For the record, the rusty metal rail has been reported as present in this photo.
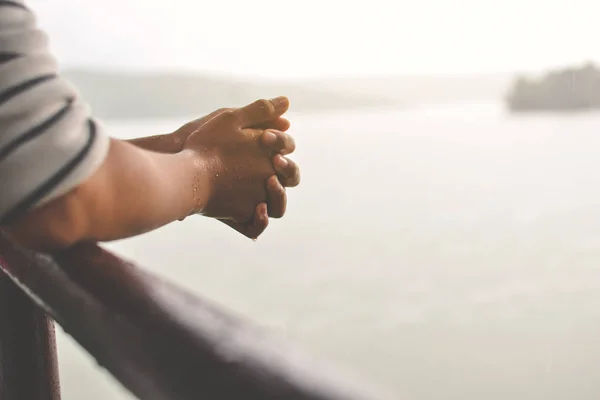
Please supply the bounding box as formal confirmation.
[0,232,392,400]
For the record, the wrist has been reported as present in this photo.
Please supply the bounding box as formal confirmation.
[176,149,212,216]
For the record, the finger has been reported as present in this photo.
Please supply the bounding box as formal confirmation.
[254,117,291,132]
[236,97,290,128]
[273,155,301,188]
[261,129,296,155]
[266,175,287,218]
[246,203,269,239]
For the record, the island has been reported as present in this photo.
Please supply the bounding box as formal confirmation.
[506,62,600,113]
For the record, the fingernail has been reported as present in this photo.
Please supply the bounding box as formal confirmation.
[276,155,288,167]
[264,131,277,143]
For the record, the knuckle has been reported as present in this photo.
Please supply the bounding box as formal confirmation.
[269,131,286,149]
[220,109,237,122]
[282,159,298,174]
[254,98,275,116]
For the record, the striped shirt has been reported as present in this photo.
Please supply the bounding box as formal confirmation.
[0,0,109,223]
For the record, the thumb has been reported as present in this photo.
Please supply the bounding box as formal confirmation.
[235,97,290,128]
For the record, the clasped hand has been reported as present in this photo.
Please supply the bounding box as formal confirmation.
[134,96,300,239]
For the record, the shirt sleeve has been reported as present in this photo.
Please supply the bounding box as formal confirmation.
[0,0,110,223]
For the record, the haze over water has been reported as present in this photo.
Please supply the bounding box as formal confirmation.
[55,105,600,400]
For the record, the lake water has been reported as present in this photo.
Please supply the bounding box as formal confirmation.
[55,105,600,399]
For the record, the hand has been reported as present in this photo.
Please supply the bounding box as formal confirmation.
[182,100,299,239]
[182,98,298,228]
[128,98,300,239]
[174,102,300,197]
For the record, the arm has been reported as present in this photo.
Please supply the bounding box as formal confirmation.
[0,2,299,252]
[6,139,205,251]
[6,101,296,252]
[0,1,115,248]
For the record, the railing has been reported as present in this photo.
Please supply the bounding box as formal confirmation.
[0,232,393,400]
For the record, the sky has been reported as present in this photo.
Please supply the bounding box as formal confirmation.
[28,0,599,79]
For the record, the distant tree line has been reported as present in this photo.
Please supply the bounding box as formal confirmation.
[506,62,600,112]
[62,70,396,120]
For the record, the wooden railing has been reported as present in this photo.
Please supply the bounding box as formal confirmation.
[0,232,392,400]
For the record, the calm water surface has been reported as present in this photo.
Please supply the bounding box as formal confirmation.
[57,105,600,400]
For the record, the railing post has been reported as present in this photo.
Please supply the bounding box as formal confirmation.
[0,267,61,400]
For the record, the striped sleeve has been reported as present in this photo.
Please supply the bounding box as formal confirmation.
[0,0,110,223]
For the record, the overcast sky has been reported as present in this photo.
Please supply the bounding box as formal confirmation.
[29,0,598,79]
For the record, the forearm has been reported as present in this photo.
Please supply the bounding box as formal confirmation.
[6,139,206,251]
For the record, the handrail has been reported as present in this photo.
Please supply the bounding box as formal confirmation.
[0,232,392,400]
[0,268,60,400]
